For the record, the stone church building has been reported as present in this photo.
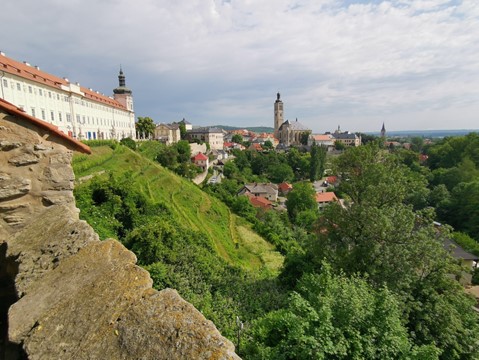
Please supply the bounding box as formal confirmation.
[273,93,311,146]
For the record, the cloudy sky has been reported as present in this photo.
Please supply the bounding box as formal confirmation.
[2,0,478,132]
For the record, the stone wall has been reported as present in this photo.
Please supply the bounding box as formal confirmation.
[0,111,240,359]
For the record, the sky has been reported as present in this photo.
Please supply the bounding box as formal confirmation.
[2,0,479,133]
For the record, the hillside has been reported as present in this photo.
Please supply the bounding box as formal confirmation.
[72,142,285,339]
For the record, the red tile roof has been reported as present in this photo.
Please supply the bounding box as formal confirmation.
[0,98,91,154]
[315,192,338,203]
[278,182,293,193]
[249,196,272,209]
[193,152,208,161]
[0,53,127,110]
[326,176,337,184]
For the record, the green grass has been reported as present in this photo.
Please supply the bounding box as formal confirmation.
[73,144,283,274]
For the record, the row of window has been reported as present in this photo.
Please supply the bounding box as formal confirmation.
[26,106,132,128]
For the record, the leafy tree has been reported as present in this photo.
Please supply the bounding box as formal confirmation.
[136,116,155,139]
[309,143,326,182]
[179,122,187,140]
[120,137,136,150]
[445,180,479,240]
[263,140,274,150]
[232,134,243,144]
[334,140,345,150]
[176,140,192,163]
[247,264,425,360]
[300,132,310,146]
[286,182,317,224]
[334,143,428,207]
[156,145,178,169]
[267,163,294,183]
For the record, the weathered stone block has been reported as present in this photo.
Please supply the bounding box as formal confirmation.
[0,173,31,200]
[8,152,40,166]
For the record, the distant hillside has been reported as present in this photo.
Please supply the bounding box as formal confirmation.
[213,125,274,133]
[366,129,479,138]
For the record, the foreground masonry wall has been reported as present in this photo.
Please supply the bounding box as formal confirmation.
[0,111,240,359]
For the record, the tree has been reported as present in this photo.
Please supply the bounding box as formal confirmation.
[267,163,294,183]
[300,132,310,146]
[286,182,317,224]
[176,140,191,163]
[309,143,326,182]
[247,264,427,360]
[334,140,345,151]
[136,117,155,139]
[263,140,274,150]
[120,137,136,150]
[179,122,187,140]
[232,134,243,144]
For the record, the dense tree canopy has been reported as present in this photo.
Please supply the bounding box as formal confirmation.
[135,116,155,138]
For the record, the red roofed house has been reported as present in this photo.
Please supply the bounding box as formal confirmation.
[192,152,209,171]
[278,182,293,195]
[0,52,135,140]
[249,196,272,210]
[316,192,339,211]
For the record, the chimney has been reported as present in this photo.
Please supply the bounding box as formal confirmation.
[23,61,31,66]
[0,51,5,56]
[63,77,69,82]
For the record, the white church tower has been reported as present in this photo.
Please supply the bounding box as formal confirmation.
[274,92,284,139]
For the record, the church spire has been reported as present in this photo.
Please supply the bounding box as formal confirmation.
[380,122,386,138]
[113,66,131,95]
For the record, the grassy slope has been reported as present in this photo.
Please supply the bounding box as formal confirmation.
[73,144,283,274]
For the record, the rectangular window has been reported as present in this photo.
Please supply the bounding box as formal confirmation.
[50,111,55,122]
[76,115,81,123]
[57,94,60,100]
[58,112,62,122]
[48,91,52,98]
[28,86,32,93]
[66,113,71,122]
[31,108,35,117]
[39,89,43,96]
[16,83,21,91]
[2,79,7,88]
[41,109,45,120]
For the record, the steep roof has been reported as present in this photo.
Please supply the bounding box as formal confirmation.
[193,153,208,161]
[244,183,278,194]
[279,119,310,132]
[249,196,272,209]
[0,98,91,154]
[0,53,127,111]
[278,182,293,193]
[444,239,479,261]
[315,192,338,203]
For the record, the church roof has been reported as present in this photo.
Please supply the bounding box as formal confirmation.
[279,119,310,131]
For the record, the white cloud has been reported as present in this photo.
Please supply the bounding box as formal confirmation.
[1,0,479,131]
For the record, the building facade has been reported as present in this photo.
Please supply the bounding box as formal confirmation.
[187,127,224,150]
[154,123,181,144]
[0,52,135,140]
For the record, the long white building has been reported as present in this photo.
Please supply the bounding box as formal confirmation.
[0,52,135,140]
